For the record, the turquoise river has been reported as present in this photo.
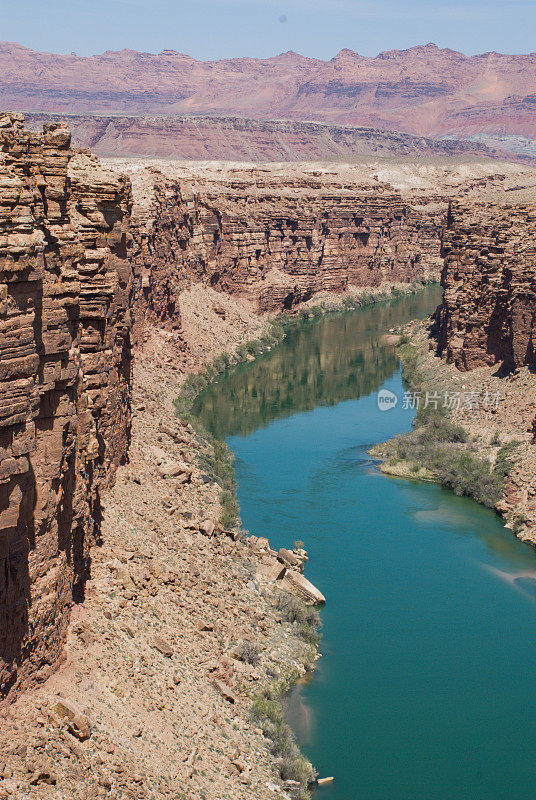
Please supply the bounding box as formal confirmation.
[193,286,536,800]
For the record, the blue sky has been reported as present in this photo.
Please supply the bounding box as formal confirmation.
[3,0,535,59]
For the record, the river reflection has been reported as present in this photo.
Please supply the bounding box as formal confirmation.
[192,289,442,438]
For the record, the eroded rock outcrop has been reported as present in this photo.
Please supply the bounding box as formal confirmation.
[133,172,443,326]
[0,114,133,700]
[437,201,536,370]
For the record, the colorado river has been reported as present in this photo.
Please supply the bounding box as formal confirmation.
[193,287,536,800]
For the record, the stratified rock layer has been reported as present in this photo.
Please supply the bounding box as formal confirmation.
[0,114,133,699]
[133,171,443,325]
[22,113,505,162]
[3,42,536,140]
[437,201,536,370]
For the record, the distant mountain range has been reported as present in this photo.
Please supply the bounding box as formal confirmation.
[2,41,536,140]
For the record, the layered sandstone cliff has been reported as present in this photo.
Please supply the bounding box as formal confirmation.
[131,166,444,326]
[431,199,536,538]
[437,201,536,370]
[22,113,506,163]
[123,158,536,338]
[0,114,133,700]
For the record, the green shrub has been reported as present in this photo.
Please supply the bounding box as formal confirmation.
[275,592,321,644]
[245,339,262,356]
[201,437,235,491]
[276,593,318,625]
[251,686,317,796]
[280,754,316,787]
[413,411,467,443]
[235,343,247,360]
[490,430,501,446]
[213,352,231,373]
[494,442,518,481]
[252,695,281,724]
[432,450,502,508]
[513,514,528,534]
[297,622,321,646]
[219,489,239,528]
[269,322,286,342]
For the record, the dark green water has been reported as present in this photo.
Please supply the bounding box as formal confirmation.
[193,288,536,800]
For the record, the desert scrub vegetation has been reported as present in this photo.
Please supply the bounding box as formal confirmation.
[235,640,261,666]
[198,431,240,528]
[382,407,517,508]
[251,669,317,798]
[512,513,530,535]
[381,340,519,509]
[275,592,322,647]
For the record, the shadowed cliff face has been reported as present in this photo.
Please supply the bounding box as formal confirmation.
[0,114,133,700]
[192,288,442,439]
[437,201,536,371]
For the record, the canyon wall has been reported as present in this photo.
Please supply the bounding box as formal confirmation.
[133,173,444,326]
[22,113,504,162]
[0,115,447,703]
[0,114,468,699]
[0,114,133,700]
[437,201,536,370]
[1,116,448,701]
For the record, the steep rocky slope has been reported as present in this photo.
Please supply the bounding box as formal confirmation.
[0,114,133,700]
[22,113,509,162]
[0,320,319,800]
[2,41,536,138]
